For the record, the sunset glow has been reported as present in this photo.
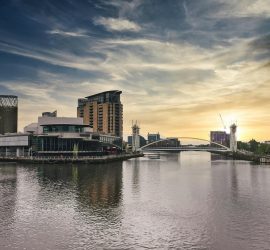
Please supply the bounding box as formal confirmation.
[0,0,269,141]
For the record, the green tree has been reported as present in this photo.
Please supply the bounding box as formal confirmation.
[238,141,250,151]
[258,143,270,155]
[249,139,259,153]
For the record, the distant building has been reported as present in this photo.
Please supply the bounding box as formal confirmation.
[165,137,180,147]
[139,136,146,147]
[42,110,57,117]
[146,137,180,148]
[147,132,160,143]
[0,95,18,135]
[265,141,270,145]
[210,131,229,147]
[127,135,146,148]
[127,136,132,145]
[77,90,123,137]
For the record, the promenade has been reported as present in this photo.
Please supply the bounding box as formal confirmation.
[0,153,144,164]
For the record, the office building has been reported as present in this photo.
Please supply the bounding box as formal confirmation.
[0,95,18,135]
[165,137,180,147]
[210,131,229,147]
[77,90,123,137]
[147,132,160,143]
[146,137,180,148]
[128,135,146,148]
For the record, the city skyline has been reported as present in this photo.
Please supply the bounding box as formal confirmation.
[0,0,269,141]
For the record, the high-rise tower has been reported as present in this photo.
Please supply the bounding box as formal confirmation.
[132,121,140,152]
[77,90,123,137]
[0,95,18,134]
[230,123,237,152]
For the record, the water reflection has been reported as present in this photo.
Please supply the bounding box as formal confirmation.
[131,159,140,194]
[37,163,123,208]
[0,164,17,229]
[1,153,270,249]
[211,153,227,161]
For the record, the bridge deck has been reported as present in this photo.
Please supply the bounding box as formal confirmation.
[141,147,229,152]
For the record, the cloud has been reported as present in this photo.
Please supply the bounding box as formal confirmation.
[206,0,270,18]
[99,0,142,17]
[46,29,88,37]
[1,0,270,140]
[93,17,141,32]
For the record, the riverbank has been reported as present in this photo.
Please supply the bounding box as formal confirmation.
[215,151,270,164]
[0,153,144,164]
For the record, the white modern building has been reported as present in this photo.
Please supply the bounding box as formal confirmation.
[24,116,92,135]
[0,133,30,157]
[0,112,123,158]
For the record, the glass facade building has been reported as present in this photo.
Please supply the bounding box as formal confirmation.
[210,131,230,147]
[42,125,85,133]
[147,133,161,143]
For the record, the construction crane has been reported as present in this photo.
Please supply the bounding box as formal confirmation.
[219,113,226,131]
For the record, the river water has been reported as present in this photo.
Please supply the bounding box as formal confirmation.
[1,152,270,249]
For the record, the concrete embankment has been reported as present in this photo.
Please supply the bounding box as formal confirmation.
[0,153,144,164]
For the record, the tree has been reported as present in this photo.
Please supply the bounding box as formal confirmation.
[249,139,259,153]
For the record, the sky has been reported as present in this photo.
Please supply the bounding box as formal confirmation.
[0,0,269,141]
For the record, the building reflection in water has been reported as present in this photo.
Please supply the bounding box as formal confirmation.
[0,163,17,243]
[211,153,227,161]
[230,161,238,200]
[162,152,181,162]
[131,159,140,193]
[37,162,123,208]
[76,162,122,208]
[123,158,142,196]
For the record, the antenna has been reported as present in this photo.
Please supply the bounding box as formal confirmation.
[219,113,226,131]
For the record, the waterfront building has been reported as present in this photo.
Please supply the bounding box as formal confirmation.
[127,135,146,148]
[0,95,18,135]
[147,132,160,143]
[210,131,230,147]
[146,137,180,148]
[0,133,29,157]
[77,90,123,137]
[1,113,122,157]
[165,137,180,147]
[24,115,92,135]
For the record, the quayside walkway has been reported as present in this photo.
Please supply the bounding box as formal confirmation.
[0,153,144,164]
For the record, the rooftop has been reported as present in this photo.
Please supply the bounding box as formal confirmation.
[85,90,122,99]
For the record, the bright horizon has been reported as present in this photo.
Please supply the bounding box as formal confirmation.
[1,1,269,142]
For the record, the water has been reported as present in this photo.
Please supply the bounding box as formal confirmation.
[1,152,270,249]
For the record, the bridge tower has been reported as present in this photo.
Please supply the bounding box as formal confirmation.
[132,121,140,152]
[230,123,237,152]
